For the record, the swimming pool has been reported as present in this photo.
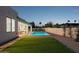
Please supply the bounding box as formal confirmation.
[32,31,49,36]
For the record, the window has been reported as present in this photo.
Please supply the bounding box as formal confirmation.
[12,19,15,32]
[6,17,11,32]
[6,17,16,32]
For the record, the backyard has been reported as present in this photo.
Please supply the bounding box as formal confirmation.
[4,36,73,53]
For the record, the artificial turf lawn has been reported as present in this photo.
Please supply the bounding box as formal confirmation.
[4,36,73,53]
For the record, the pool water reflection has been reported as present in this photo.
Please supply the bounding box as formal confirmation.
[32,31,49,36]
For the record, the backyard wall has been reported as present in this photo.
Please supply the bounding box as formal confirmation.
[44,28,78,39]
[44,28,64,36]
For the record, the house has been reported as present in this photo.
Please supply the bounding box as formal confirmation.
[0,6,32,45]
[17,16,32,37]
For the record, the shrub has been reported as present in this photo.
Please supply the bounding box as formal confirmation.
[75,30,79,42]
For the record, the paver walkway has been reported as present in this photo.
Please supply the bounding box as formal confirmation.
[48,32,79,53]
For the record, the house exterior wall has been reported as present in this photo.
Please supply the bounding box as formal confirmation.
[0,6,32,45]
[17,21,32,37]
[0,7,18,45]
[17,21,28,37]
[28,25,32,35]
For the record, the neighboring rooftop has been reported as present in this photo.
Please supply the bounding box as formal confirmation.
[61,23,79,27]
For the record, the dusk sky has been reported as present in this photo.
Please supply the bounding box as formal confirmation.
[12,6,79,25]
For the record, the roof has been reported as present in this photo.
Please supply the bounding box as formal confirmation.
[0,6,18,17]
[17,16,29,24]
[61,23,79,27]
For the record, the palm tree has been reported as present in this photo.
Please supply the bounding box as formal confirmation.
[39,22,42,27]
[39,22,42,30]
[67,20,70,23]
[74,20,77,23]
[39,22,42,25]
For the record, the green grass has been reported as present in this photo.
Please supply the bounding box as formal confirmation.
[4,36,73,53]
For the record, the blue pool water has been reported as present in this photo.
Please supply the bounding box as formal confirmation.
[32,31,49,36]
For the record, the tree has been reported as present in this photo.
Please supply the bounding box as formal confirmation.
[39,22,42,25]
[67,20,70,23]
[39,22,42,28]
[30,22,35,28]
[74,20,77,23]
[75,30,79,42]
[54,23,60,28]
[45,22,53,27]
